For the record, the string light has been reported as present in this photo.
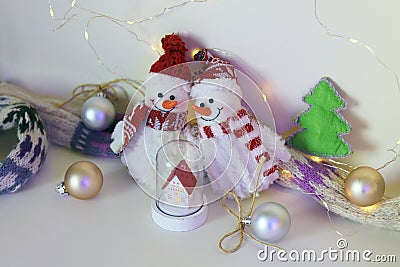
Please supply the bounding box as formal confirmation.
[376,147,399,171]
[50,0,208,29]
[314,0,400,170]
[359,204,380,214]
[48,0,208,76]
[262,93,268,103]
[191,48,202,59]
[310,156,323,163]
[48,0,78,31]
[49,3,54,18]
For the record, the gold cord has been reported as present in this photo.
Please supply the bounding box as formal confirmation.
[219,156,285,253]
[57,78,144,108]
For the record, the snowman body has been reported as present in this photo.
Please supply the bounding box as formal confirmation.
[192,84,290,199]
[112,72,190,193]
[122,119,183,190]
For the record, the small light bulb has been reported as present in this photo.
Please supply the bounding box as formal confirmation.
[281,169,292,177]
[349,38,359,44]
[191,48,201,58]
[49,7,55,18]
[310,156,323,163]
[360,203,380,213]
[322,200,329,210]
[262,94,267,103]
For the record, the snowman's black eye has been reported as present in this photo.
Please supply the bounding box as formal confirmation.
[199,103,205,108]
[169,95,175,100]
[157,92,163,98]
[208,98,214,104]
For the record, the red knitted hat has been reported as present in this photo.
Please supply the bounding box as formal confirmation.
[149,34,191,82]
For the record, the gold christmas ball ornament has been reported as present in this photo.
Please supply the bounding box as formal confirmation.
[56,161,103,200]
[344,166,385,207]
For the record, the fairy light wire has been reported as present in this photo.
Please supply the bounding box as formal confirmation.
[50,0,208,28]
[49,0,208,76]
[376,147,399,171]
[314,0,400,93]
[314,0,400,170]
[48,0,78,31]
[83,15,161,76]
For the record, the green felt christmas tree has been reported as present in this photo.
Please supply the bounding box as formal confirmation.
[287,78,352,158]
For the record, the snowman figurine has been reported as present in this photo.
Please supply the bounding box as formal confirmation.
[110,34,192,193]
[190,50,291,199]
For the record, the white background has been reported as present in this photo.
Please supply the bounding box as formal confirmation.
[1,0,400,266]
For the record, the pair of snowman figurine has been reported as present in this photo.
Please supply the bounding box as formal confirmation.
[111,34,290,199]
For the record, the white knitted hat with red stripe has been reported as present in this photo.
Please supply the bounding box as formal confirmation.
[191,49,242,98]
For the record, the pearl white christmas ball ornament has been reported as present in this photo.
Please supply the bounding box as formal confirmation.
[344,166,385,207]
[63,161,103,200]
[81,94,116,131]
[250,202,291,243]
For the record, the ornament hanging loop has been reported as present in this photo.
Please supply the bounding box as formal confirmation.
[219,191,285,253]
[57,78,144,108]
[218,191,249,253]
[218,156,285,253]
[241,216,251,225]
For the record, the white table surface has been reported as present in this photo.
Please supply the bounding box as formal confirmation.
[1,143,399,267]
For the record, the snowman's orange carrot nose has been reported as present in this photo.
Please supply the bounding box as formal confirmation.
[162,100,177,109]
[192,105,211,116]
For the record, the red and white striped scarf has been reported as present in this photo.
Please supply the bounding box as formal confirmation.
[121,104,187,152]
[146,109,187,131]
[199,108,277,176]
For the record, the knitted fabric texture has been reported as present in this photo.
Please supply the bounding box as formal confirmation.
[0,83,116,158]
[150,34,188,74]
[146,109,188,131]
[0,95,48,193]
[277,147,400,231]
[199,108,273,166]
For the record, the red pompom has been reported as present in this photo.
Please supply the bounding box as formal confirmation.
[150,34,188,73]
[161,34,187,54]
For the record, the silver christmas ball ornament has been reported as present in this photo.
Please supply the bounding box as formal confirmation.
[81,93,116,131]
[250,202,291,243]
